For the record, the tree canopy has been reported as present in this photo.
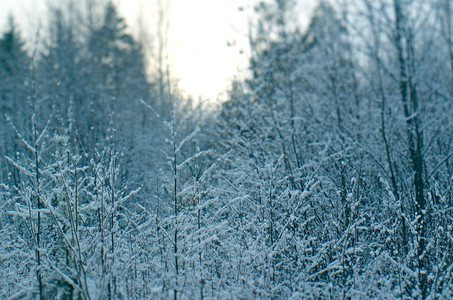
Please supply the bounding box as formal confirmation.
[1,0,453,299]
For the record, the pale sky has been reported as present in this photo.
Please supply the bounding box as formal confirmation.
[118,0,255,101]
[0,0,317,101]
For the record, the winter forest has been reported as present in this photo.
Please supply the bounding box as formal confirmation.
[1,0,453,298]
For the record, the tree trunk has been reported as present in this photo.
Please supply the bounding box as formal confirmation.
[393,0,427,297]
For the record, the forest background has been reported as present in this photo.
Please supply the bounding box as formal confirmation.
[1,0,453,299]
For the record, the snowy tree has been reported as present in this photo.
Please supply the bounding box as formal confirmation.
[1,0,453,298]
[0,17,30,184]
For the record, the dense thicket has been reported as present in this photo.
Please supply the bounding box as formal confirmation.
[1,0,452,299]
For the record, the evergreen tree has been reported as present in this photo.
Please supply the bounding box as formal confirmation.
[0,16,30,183]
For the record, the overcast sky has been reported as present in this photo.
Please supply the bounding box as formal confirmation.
[0,0,316,101]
